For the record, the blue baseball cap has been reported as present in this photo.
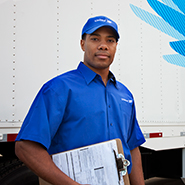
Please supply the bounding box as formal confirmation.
[82,15,120,41]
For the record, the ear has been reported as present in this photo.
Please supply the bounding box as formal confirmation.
[80,39,85,51]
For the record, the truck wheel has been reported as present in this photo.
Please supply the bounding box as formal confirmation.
[0,159,39,185]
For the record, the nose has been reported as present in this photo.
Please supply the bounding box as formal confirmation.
[98,41,108,50]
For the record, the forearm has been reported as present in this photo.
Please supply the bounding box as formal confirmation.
[129,147,145,185]
[15,140,80,185]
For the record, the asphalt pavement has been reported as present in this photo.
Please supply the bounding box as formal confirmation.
[145,177,184,185]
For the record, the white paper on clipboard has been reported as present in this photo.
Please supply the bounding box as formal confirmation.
[52,140,124,185]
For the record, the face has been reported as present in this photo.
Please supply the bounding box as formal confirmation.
[80,27,118,74]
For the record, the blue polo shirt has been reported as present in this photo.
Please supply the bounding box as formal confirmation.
[16,62,145,174]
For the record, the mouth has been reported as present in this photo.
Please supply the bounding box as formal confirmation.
[95,52,110,59]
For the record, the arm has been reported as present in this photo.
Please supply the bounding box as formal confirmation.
[129,147,145,185]
[15,140,80,185]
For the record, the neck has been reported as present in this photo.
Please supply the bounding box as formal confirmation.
[94,69,110,86]
[98,70,109,86]
[83,62,110,86]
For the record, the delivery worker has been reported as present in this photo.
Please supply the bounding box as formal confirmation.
[15,15,145,185]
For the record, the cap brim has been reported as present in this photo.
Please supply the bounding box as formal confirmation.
[85,25,119,41]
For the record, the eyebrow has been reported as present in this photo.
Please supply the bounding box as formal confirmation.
[90,33,116,39]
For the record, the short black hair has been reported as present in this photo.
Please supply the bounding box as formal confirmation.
[82,33,87,40]
[81,33,118,42]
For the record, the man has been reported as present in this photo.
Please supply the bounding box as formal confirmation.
[15,15,145,185]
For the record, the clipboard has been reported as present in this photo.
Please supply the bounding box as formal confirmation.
[39,139,130,185]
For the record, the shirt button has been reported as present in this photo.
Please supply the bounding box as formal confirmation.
[110,123,113,126]
[109,105,111,108]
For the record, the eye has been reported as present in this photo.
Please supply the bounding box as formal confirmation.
[91,37,98,41]
[108,39,116,43]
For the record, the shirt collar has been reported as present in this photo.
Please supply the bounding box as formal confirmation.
[108,71,117,87]
[77,62,117,87]
[77,62,97,85]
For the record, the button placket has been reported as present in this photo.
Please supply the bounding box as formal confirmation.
[106,87,114,139]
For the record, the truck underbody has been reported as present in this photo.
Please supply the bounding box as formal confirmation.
[0,142,184,184]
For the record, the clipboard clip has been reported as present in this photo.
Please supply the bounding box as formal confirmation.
[116,153,130,177]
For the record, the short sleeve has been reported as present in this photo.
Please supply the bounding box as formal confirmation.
[127,101,146,150]
[15,82,67,150]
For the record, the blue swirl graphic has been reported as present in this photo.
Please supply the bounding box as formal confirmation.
[130,0,185,67]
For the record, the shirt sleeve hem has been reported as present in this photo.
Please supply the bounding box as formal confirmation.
[129,138,146,151]
[15,135,50,150]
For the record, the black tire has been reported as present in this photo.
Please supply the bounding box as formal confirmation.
[0,159,39,185]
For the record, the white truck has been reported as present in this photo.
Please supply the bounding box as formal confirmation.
[0,0,185,184]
